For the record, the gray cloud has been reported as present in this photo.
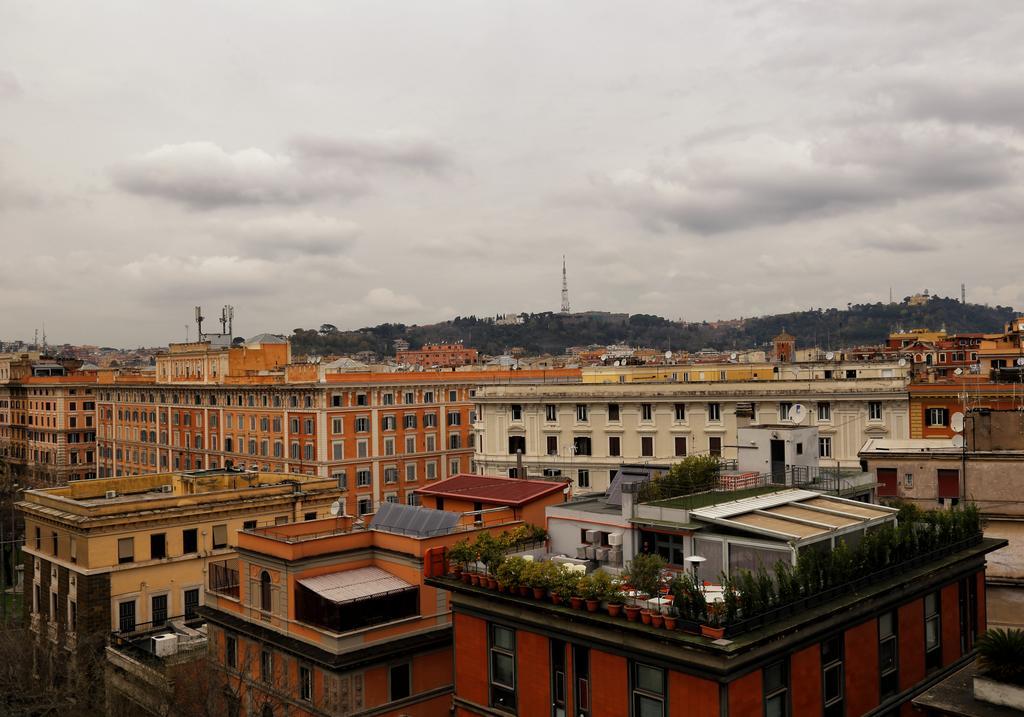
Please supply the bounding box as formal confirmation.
[289,132,454,175]
[111,132,454,210]
[219,213,362,260]
[110,141,368,210]
[597,123,1020,234]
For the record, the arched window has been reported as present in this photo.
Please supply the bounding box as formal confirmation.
[260,571,272,612]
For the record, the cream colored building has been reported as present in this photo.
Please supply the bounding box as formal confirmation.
[473,362,910,494]
[18,470,341,659]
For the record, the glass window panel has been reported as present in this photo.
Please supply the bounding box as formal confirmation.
[635,664,663,694]
[879,612,894,637]
[880,640,896,672]
[765,695,785,717]
[926,619,940,649]
[637,695,663,717]
[492,653,514,687]
[824,665,842,702]
[493,625,514,650]
[764,662,786,692]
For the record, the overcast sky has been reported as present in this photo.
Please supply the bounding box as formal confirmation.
[2,1,1024,346]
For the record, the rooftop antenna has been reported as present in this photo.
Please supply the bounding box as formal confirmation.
[560,256,571,314]
[227,305,234,337]
[219,306,228,334]
[961,283,966,304]
[195,306,204,339]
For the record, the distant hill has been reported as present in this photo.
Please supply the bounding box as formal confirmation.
[288,297,1017,358]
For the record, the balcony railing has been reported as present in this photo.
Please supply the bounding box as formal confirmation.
[209,560,240,599]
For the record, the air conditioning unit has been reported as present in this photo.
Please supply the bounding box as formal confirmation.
[151,633,178,657]
[585,546,597,560]
[161,485,173,493]
[595,547,610,562]
[607,532,623,547]
[585,529,599,543]
[576,545,588,560]
[105,490,117,499]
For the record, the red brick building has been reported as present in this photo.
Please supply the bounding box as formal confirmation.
[396,342,479,368]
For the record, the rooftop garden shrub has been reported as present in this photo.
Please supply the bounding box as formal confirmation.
[625,553,666,597]
[977,628,1024,686]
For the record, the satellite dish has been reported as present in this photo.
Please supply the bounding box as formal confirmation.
[613,360,621,366]
[825,351,835,361]
[729,352,738,361]
[329,500,342,516]
[790,404,807,424]
[898,358,907,367]
[954,367,963,376]
[664,350,673,360]
[1017,357,1024,366]
[951,434,965,448]
[951,412,965,433]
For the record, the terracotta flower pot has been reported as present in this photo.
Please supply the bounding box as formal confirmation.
[517,586,530,598]
[585,599,600,613]
[532,587,547,600]
[470,574,480,587]
[640,609,652,625]
[700,625,726,639]
[570,596,584,610]
[624,605,641,622]
[607,603,623,618]
[550,593,562,606]
[487,577,498,590]
[461,573,472,585]
[650,613,664,628]
[663,616,677,630]
[498,583,507,593]
[452,568,462,579]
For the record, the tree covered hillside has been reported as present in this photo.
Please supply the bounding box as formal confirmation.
[288,297,1017,358]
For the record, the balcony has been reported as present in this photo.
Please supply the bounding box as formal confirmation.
[46,620,59,643]
[29,612,40,634]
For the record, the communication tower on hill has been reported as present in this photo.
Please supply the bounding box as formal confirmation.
[560,256,571,314]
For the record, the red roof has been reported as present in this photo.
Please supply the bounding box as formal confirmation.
[414,473,568,506]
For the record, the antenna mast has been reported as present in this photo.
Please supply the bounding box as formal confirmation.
[961,283,966,304]
[195,306,204,340]
[560,256,571,314]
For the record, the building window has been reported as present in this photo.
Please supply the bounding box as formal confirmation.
[709,436,722,457]
[641,436,654,457]
[358,497,373,515]
[226,634,237,669]
[546,436,558,455]
[447,411,461,426]
[641,403,653,421]
[607,403,620,421]
[879,610,899,698]
[449,434,461,450]
[183,528,198,554]
[382,392,394,406]
[869,401,883,421]
[489,624,516,710]
[152,594,168,626]
[927,407,949,427]
[674,436,687,457]
[332,416,345,433]
[573,436,592,456]
[674,403,686,421]
[382,416,396,431]
[259,571,272,613]
[938,468,960,500]
[357,469,372,487]
[818,402,831,421]
[546,404,557,421]
[117,537,134,564]
[574,645,591,716]
[355,417,370,432]
[510,404,522,421]
[424,413,437,428]
[389,662,411,701]
[764,658,788,717]
[925,592,942,671]
[576,404,588,422]
[609,436,621,457]
[184,588,199,619]
[261,649,273,683]
[577,469,590,489]
[384,467,398,484]
[118,600,136,633]
[631,662,665,717]
[818,436,832,458]
[822,635,844,717]
[299,665,312,701]
[779,402,792,421]
[150,533,166,560]
[213,524,228,549]
[508,436,526,454]
[707,403,721,422]
[404,414,417,429]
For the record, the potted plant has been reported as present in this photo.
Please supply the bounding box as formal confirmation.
[527,561,553,600]
[497,556,528,594]
[448,539,473,580]
[578,573,603,612]
[625,553,666,599]
[624,603,642,622]
[650,611,664,629]
[663,607,678,631]
[550,565,580,607]
[475,533,505,589]
[604,578,625,618]
[700,605,726,639]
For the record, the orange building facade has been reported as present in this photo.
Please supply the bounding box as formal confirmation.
[201,505,536,717]
[396,342,480,368]
[96,338,579,517]
[0,354,98,484]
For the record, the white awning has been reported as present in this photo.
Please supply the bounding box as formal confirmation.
[297,567,414,604]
